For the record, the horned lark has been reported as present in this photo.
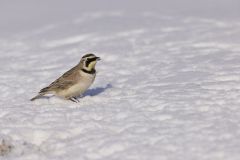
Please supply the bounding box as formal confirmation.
[31,53,101,102]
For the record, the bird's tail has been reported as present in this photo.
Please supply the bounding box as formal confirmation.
[30,86,51,101]
[30,94,43,101]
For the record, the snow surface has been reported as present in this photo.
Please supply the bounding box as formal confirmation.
[1,0,240,160]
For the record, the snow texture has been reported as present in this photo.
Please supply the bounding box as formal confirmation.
[1,0,240,160]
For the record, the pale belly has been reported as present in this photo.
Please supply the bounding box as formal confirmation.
[57,81,92,98]
[56,71,96,99]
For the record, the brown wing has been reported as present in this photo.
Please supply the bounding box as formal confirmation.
[40,65,79,93]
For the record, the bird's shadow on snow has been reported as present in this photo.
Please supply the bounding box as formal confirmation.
[83,83,112,97]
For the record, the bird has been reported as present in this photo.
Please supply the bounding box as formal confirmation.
[30,53,101,102]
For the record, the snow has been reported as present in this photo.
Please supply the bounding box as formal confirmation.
[1,0,240,159]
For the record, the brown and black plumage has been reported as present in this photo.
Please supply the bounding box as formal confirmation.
[31,53,100,102]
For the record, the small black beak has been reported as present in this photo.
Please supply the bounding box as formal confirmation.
[96,57,101,61]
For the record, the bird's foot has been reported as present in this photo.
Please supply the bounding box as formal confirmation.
[69,97,79,103]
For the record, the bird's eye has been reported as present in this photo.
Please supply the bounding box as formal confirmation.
[85,59,91,67]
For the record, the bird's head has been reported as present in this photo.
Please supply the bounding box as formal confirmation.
[80,53,100,73]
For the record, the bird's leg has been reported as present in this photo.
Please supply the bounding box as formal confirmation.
[73,97,80,102]
[69,98,78,103]
[69,97,79,103]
